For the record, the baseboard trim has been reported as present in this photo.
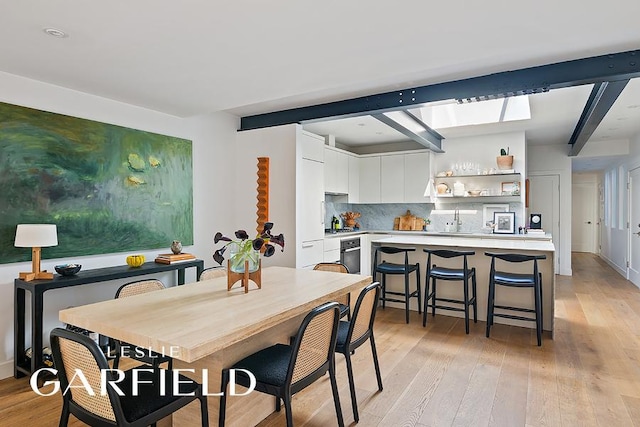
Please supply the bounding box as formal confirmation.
[0,359,14,381]
[599,254,627,278]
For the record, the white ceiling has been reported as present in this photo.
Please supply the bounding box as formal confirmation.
[2,1,640,170]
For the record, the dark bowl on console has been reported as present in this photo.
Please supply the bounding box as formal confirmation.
[55,264,82,276]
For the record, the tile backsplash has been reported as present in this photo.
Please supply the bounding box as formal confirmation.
[325,195,523,232]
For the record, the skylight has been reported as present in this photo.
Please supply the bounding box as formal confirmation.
[419,96,531,130]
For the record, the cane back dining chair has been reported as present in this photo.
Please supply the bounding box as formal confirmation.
[313,262,351,319]
[335,282,383,423]
[50,327,209,427]
[198,266,227,281]
[219,302,344,427]
[112,279,172,370]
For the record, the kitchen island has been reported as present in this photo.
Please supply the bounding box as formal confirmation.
[370,235,555,333]
[59,266,372,426]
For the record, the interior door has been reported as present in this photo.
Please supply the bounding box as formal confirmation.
[572,182,597,252]
[528,174,560,272]
[628,167,640,287]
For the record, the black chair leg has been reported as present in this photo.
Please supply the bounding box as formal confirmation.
[329,363,345,427]
[472,269,478,323]
[284,394,294,427]
[370,334,383,391]
[463,276,470,334]
[534,280,542,346]
[486,279,494,338]
[276,396,281,412]
[199,393,209,427]
[344,351,360,422]
[59,399,70,427]
[422,274,430,327]
[381,274,386,309]
[404,272,410,324]
[431,277,437,317]
[416,265,422,315]
[219,369,230,427]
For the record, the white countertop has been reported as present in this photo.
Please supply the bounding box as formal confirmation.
[370,234,555,252]
[324,229,553,241]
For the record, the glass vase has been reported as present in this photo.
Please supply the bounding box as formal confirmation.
[228,242,260,273]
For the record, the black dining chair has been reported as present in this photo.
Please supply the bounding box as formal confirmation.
[50,328,209,427]
[423,249,477,334]
[219,302,344,427]
[112,279,173,370]
[335,282,383,423]
[373,246,421,323]
[485,252,546,346]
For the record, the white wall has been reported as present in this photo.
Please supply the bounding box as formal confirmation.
[0,71,238,379]
[599,131,640,276]
[527,144,572,275]
[234,125,298,269]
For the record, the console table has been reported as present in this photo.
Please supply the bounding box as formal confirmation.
[14,259,204,379]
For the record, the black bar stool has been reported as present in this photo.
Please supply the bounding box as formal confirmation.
[372,246,421,324]
[485,252,546,346]
[423,249,477,334]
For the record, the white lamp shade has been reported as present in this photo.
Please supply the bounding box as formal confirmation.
[14,224,58,247]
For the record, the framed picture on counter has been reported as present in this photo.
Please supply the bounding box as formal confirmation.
[483,204,509,227]
[493,211,516,234]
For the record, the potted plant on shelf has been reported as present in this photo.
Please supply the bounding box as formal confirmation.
[497,147,514,170]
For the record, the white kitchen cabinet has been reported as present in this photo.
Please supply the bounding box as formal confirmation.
[348,154,359,203]
[324,147,348,194]
[323,237,340,263]
[359,156,381,203]
[298,239,324,268]
[359,234,372,276]
[404,151,431,203]
[380,154,405,203]
[299,146,325,243]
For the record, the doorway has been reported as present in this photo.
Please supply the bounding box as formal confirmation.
[572,179,598,253]
[628,167,640,288]
[528,174,560,273]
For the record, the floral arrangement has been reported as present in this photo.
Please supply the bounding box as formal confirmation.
[213,222,285,270]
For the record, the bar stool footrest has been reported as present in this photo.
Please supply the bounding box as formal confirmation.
[493,312,536,322]
[382,290,419,298]
[426,304,466,313]
[494,304,535,314]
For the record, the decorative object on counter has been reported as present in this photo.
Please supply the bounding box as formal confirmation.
[126,254,145,267]
[482,204,509,227]
[493,211,516,234]
[54,263,82,276]
[213,222,284,293]
[497,147,514,170]
[155,252,195,264]
[393,210,425,231]
[341,211,361,229]
[14,224,58,281]
[424,218,431,231]
[170,240,183,254]
[529,213,542,229]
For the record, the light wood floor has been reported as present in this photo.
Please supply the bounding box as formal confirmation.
[2,252,640,426]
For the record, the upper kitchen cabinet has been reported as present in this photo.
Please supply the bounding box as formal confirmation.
[381,154,405,203]
[324,146,349,194]
[404,151,431,203]
[347,154,359,203]
[359,156,381,203]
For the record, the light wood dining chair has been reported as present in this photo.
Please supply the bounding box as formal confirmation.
[198,266,226,281]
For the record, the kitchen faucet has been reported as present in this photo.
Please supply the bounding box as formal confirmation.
[453,208,461,232]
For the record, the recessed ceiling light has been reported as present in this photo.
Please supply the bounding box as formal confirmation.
[601,135,611,139]
[627,104,640,109]
[357,123,365,127]
[608,127,618,131]
[617,117,629,121]
[375,132,383,135]
[43,28,68,38]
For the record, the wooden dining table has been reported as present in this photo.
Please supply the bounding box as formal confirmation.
[59,266,372,426]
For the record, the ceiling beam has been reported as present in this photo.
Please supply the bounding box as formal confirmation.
[371,111,444,152]
[568,79,629,156]
[240,49,640,131]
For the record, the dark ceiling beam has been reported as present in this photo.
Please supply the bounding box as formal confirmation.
[568,79,629,156]
[240,49,640,131]
[371,111,444,152]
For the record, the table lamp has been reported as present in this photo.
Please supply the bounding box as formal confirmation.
[14,224,58,281]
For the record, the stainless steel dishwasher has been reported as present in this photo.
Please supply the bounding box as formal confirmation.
[340,237,360,274]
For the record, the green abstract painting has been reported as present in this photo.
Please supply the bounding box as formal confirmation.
[0,102,193,264]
